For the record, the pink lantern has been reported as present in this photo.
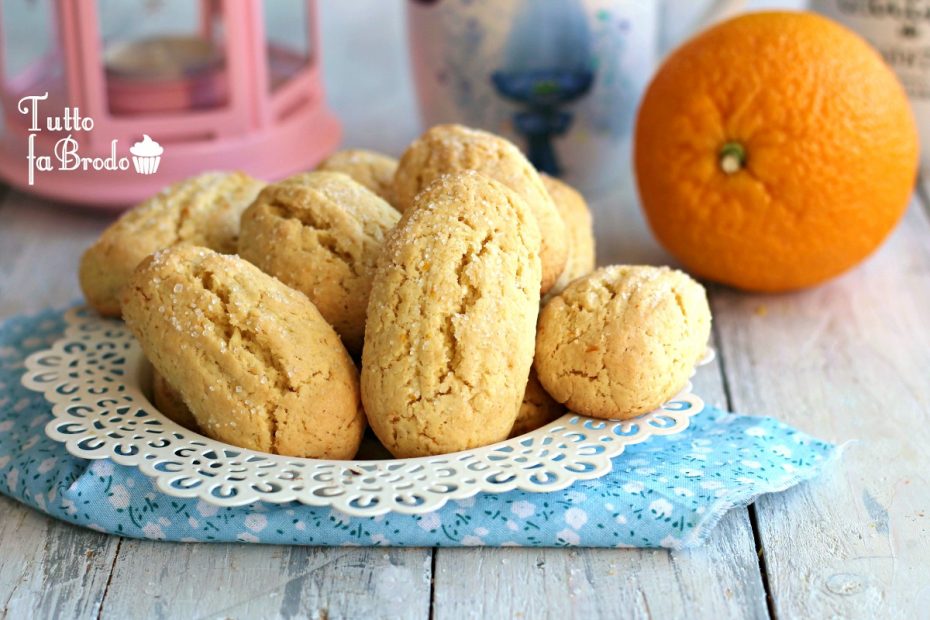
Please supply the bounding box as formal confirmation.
[0,0,341,208]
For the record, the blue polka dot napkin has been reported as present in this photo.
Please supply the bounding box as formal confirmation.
[0,306,838,548]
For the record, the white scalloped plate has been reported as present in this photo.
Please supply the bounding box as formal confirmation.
[21,307,711,516]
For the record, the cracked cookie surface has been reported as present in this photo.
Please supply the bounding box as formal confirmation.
[121,245,365,459]
[535,266,711,420]
[79,171,265,316]
[393,124,567,294]
[238,171,400,354]
[317,149,398,206]
[541,174,596,297]
[361,172,541,458]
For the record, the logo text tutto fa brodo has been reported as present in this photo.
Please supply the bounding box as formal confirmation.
[17,92,162,185]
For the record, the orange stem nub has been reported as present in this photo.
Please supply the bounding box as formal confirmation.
[719,142,747,175]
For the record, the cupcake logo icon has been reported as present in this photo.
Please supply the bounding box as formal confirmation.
[130,134,163,175]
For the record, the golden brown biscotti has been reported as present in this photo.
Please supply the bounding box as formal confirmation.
[361,171,542,458]
[238,171,400,353]
[541,174,596,296]
[151,371,200,432]
[121,245,366,459]
[509,369,565,438]
[79,172,265,316]
[393,124,567,293]
[317,149,398,206]
[535,266,711,420]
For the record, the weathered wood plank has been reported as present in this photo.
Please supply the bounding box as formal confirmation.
[98,544,432,620]
[0,191,110,319]
[587,184,669,267]
[433,511,763,620]
[0,485,119,620]
[433,294,770,620]
[712,202,930,619]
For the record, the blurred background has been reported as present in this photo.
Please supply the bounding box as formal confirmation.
[1,0,920,270]
[321,0,805,179]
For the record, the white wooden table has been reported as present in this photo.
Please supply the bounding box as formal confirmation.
[1,2,928,618]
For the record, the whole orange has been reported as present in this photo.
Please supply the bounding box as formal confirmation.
[635,12,918,292]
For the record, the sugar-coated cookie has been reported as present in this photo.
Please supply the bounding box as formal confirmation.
[317,149,398,206]
[361,172,541,458]
[510,369,565,438]
[541,174,596,296]
[238,172,400,353]
[393,124,567,293]
[121,245,366,459]
[151,371,200,432]
[79,171,264,316]
[535,265,711,420]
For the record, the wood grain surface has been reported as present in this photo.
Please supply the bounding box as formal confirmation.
[713,203,930,620]
[0,1,925,618]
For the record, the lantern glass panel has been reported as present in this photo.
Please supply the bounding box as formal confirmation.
[263,0,312,91]
[1,0,66,117]
[98,0,229,114]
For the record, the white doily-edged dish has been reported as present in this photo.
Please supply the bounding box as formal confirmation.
[22,307,710,517]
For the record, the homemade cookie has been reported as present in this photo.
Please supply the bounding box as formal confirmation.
[238,172,400,353]
[151,371,200,432]
[510,369,565,438]
[542,174,596,296]
[393,124,567,293]
[79,171,264,316]
[361,172,541,458]
[121,245,366,459]
[317,149,398,206]
[535,265,711,420]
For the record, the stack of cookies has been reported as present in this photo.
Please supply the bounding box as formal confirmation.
[79,125,711,460]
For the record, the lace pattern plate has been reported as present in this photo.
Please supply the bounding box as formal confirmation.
[21,308,709,516]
